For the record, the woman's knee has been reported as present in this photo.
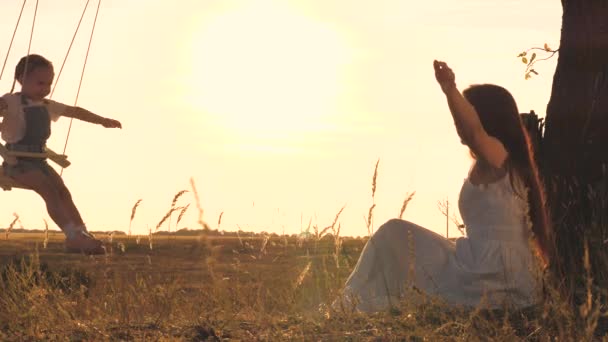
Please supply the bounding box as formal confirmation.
[380,218,415,230]
[374,218,413,237]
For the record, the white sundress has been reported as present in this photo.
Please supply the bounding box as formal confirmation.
[336,172,541,312]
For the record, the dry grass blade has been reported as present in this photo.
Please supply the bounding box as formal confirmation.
[317,225,332,240]
[236,225,244,247]
[6,213,19,240]
[335,222,341,240]
[294,261,312,289]
[259,234,269,255]
[218,212,224,229]
[130,199,142,222]
[171,190,188,209]
[190,177,206,229]
[399,191,416,219]
[334,222,343,268]
[148,227,153,250]
[129,199,142,236]
[366,203,376,236]
[43,219,49,249]
[579,239,593,318]
[367,160,380,236]
[372,159,380,198]
[156,207,181,231]
[175,204,190,227]
[330,205,346,234]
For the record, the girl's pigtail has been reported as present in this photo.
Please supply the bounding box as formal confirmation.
[10,78,16,93]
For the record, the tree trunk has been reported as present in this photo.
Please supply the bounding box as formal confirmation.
[542,0,608,294]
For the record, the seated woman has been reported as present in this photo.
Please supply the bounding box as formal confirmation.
[334,60,554,312]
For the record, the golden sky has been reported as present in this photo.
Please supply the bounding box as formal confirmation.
[0,0,561,237]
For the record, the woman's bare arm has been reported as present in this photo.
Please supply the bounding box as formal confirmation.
[434,60,508,168]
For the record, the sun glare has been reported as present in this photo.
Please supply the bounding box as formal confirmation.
[186,1,354,152]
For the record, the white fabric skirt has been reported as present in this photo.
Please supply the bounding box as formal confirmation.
[336,219,540,312]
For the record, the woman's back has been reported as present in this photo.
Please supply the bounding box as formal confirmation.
[459,170,530,243]
[446,171,539,308]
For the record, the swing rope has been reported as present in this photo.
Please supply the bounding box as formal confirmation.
[60,0,101,175]
[26,0,38,58]
[0,0,102,190]
[0,0,28,80]
[0,0,100,176]
[50,0,92,99]
[21,0,39,83]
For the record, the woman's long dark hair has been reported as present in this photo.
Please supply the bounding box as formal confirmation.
[463,84,553,267]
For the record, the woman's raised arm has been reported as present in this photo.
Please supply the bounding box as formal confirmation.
[433,60,508,168]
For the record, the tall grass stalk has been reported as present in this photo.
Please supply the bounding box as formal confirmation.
[168,190,188,233]
[129,199,142,237]
[148,227,153,250]
[171,190,189,208]
[399,191,416,219]
[155,207,181,232]
[218,212,224,230]
[295,261,312,290]
[190,177,207,230]
[42,219,49,249]
[367,159,380,236]
[6,213,20,240]
[175,204,190,229]
[329,206,345,269]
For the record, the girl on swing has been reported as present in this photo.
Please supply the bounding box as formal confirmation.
[0,54,121,254]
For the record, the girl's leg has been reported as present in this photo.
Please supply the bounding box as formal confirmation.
[11,169,73,229]
[11,167,104,254]
[43,167,85,227]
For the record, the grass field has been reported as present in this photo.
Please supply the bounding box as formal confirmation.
[0,231,606,341]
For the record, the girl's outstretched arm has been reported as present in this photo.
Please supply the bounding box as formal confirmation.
[433,60,507,168]
[63,106,122,128]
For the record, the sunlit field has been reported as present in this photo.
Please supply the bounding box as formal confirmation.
[1,228,606,340]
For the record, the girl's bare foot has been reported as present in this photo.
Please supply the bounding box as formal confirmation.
[65,231,105,255]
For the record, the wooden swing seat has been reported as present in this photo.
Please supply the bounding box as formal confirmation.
[0,146,70,191]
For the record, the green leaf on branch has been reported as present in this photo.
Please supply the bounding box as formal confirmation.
[517,51,527,57]
[530,53,536,64]
[544,43,551,51]
[522,57,528,64]
[530,69,538,75]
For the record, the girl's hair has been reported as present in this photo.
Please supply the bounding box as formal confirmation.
[11,54,53,93]
[463,84,554,267]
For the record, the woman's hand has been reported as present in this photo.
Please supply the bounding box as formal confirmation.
[101,118,122,128]
[433,60,456,93]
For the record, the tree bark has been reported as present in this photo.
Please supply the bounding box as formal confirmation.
[544,1,608,180]
[542,0,608,293]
